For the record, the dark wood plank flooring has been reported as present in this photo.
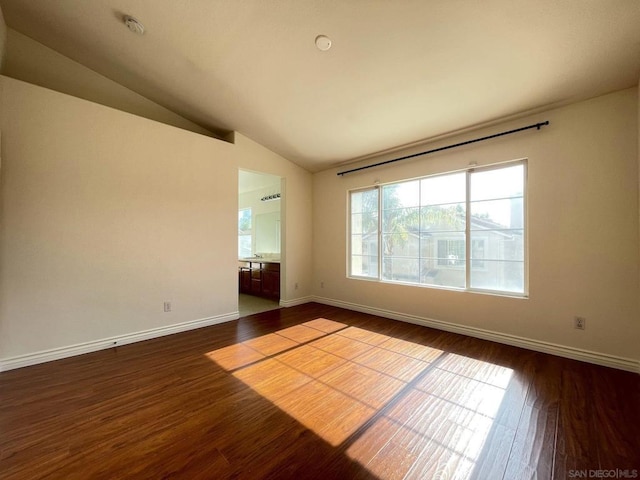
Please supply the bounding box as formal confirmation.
[1,303,638,479]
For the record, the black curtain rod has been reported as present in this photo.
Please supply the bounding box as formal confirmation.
[337,121,550,176]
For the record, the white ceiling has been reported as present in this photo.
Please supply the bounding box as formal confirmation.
[1,1,639,172]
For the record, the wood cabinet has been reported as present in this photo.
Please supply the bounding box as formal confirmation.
[261,263,280,299]
[238,261,280,300]
[239,267,251,293]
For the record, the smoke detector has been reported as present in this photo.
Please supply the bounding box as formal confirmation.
[124,15,145,35]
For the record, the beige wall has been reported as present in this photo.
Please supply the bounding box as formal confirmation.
[313,88,640,362]
[0,76,237,359]
[234,134,314,303]
[0,75,313,363]
[4,29,217,138]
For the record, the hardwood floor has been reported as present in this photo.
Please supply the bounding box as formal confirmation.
[1,303,638,479]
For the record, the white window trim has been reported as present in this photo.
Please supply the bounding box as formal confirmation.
[347,159,528,298]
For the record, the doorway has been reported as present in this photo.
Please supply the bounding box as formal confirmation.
[238,170,282,316]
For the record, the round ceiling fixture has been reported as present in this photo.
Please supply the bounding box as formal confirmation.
[315,35,332,51]
[124,15,145,35]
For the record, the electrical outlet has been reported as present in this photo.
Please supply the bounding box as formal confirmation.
[164,301,172,312]
[574,316,586,330]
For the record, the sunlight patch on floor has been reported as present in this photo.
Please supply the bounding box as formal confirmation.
[347,355,513,479]
[206,318,512,479]
[206,319,443,445]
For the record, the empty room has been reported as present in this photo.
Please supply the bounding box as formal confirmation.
[0,1,638,479]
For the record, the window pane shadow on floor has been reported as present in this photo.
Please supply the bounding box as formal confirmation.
[206,317,523,479]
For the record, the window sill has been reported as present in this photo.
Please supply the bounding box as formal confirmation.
[347,275,528,299]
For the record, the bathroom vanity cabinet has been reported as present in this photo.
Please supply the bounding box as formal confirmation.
[238,260,280,300]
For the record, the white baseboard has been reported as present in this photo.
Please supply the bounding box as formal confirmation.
[280,296,314,308]
[4,298,637,374]
[312,296,639,373]
[0,312,239,372]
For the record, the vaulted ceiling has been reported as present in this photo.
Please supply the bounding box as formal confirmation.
[1,0,639,172]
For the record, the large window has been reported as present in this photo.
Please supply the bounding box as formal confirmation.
[349,161,526,295]
[238,208,252,258]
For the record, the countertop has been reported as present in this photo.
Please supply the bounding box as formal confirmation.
[238,258,280,264]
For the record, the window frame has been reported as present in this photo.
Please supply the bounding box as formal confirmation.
[347,186,381,281]
[347,159,528,297]
[238,207,253,258]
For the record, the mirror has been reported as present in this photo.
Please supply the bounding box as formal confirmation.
[255,212,280,254]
